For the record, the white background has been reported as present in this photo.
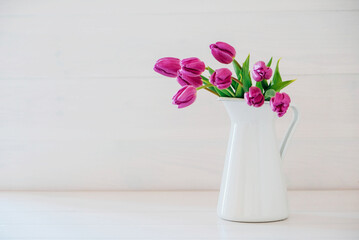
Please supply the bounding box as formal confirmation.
[0,0,358,190]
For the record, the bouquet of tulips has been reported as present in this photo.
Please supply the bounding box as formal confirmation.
[154,42,295,117]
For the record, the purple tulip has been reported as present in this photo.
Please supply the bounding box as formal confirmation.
[244,86,264,107]
[270,92,291,117]
[210,68,232,89]
[209,42,236,64]
[172,85,197,109]
[252,61,273,82]
[180,57,205,77]
[177,70,203,88]
[154,57,181,77]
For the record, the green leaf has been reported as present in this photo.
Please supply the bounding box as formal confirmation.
[267,57,273,67]
[234,74,244,97]
[230,85,236,95]
[230,76,238,91]
[235,85,244,97]
[232,59,244,97]
[267,59,296,92]
[272,59,282,86]
[201,75,214,91]
[264,89,276,100]
[261,79,269,90]
[270,79,296,92]
[231,80,238,90]
[226,84,235,95]
[232,59,242,80]
[223,88,235,97]
[206,66,215,75]
[241,54,252,92]
[204,85,221,96]
[256,81,263,93]
[214,87,231,97]
[201,75,210,83]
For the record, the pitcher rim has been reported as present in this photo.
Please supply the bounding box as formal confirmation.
[218,97,270,105]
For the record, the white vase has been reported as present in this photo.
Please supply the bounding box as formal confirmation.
[217,97,299,222]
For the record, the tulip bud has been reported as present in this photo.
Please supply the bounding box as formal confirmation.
[177,70,203,88]
[210,68,232,89]
[154,57,181,77]
[252,61,273,82]
[209,42,236,64]
[244,86,264,107]
[172,85,197,109]
[180,57,205,77]
[270,92,291,117]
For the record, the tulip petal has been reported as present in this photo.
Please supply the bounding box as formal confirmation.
[154,57,181,77]
[210,42,236,64]
[172,86,197,109]
[270,92,291,117]
[245,86,264,107]
[211,68,232,89]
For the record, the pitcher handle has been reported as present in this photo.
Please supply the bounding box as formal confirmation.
[280,105,299,159]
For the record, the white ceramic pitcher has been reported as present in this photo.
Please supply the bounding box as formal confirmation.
[217,97,299,222]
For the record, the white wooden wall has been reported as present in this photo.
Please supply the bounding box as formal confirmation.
[0,0,358,190]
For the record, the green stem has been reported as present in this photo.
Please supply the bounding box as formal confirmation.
[231,77,243,86]
[204,88,219,96]
[196,83,219,96]
[196,84,212,90]
[223,88,235,97]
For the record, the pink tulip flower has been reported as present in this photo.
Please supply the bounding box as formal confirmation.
[252,61,273,82]
[210,68,232,89]
[270,92,291,117]
[209,42,236,64]
[180,57,205,77]
[177,70,203,88]
[244,86,264,107]
[172,85,197,109]
[154,57,181,77]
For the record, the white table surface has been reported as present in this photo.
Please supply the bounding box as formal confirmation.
[0,190,358,239]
